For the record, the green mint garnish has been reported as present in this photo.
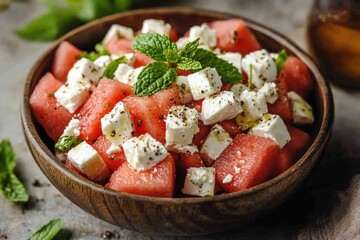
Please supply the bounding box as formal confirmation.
[177,58,202,71]
[55,136,83,153]
[28,218,64,240]
[163,49,180,64]
[179,38,200,56]
[0,140,29,203]
[78,43,110,61]
[134,62,177,96]
[276,49,288,72]
[102,56,127,79]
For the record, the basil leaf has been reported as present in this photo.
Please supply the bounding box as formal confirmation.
[135,62,177,96]
[177,58,202,71]
[28,218,64,240]
[179,38,200,57]
[0,172,29,203]
[276,49,288,72]
[55,136,83,153]
[0,140,16,173]
[191,48,242,84]
[102,56,127,79]
[132,33,177,61]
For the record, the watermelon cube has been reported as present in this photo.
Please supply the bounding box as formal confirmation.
[268,76,293,120]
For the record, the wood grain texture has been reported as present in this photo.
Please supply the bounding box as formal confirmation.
[21,7,333,236]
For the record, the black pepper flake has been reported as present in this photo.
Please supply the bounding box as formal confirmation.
[158,115,164,119]
[111,130,116,137]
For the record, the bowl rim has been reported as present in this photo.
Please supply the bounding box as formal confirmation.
[21,6,334,204]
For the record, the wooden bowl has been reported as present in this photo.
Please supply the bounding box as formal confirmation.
[21,7,334,236]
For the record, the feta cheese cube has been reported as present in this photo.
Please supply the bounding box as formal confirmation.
[141,19,171,36]
[62,118,81,137]
[166,144,198,154]
[248,114,291,148]
[102,24,134,45]
[182,167,215,197]
[67,58,103,85]
[165,105,199,146]
[257,82,278,104]
[288,91,314,125]
[218,52,242,71]
[189,24,217,48]
[67,141,110,181]
[200,124,232,161]
[175,76,193,104]
[54,80,91,114]
[187,67,222,100]
[242,49,277,88]
[222,174,233,184]
[101,101,134,146]
[201,91,243,125]
[122,133,168,171]
[230,83,248,98]
[113,64,144,86]
[93,55,112,68]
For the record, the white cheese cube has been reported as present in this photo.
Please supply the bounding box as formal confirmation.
[288,91,314,125]
[230,83,248,98]
[166,144,198,154]
[175,76,193,104]
[93,55,112,68]
[141,19,171,36]
[200,124,232,161]
[187,67,222,100]
[101,101,134,146]
[122,133,168,171]
[54,80,90,114]
[67,141,110,181]
[242,49,277,88]
[165,105,199,146]
[248,114,291,148]
[102,24,134,45]
[189,24,217,48]
[62,118,81,137]
[235,90,268,130]
[258,82,278,104]
[67,58,103,85]
[113,64,144,86]
[182,167,215,197]
[201,91,243,125]
[218,52,242,71]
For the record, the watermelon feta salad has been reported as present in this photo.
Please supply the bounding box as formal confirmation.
[30,18,315,198]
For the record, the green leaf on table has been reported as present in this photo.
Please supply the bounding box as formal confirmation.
[177,58,202,71]
[132,33,178,61]
[276,49,288,72]
[134,62,177,96]
[0,172,29,203]
[55,136,83,153]
[28,218,64,240]
[75,0,113,22]
[102,56,127,79]
[0,139,16,173]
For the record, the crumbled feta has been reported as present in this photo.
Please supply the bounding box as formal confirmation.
[54,80,91,114]
[165,105,199,146]
[187,67,222,100]
[248,114,291,148]
[62,118,81,137]
[222,174,233,184]
[166,144,198,154]
[288,91,314,125]
[233,165,241,174]
[230,83,248,98]
[93,55,112,69]
[122,133,168,171]
[106,144,121,155]
[102,24,134,45]
[67,141,110,181]
[201,91,243,125]
[67,58,103,85]
[258,82,278,104]
[141,19,171,36]
[101,101,134,146]
[189,24,217,48]
[242,49,277,88]
[200,124,232,161]
[113,64,144,86]
[175,76,193,104]
[182,167,215,197]
[218,52,242,71]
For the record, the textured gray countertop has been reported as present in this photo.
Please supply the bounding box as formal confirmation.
[1,0,360,239]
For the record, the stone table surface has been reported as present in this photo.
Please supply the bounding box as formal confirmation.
[1,0,360,239]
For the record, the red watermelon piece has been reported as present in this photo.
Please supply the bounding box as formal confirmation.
[106,154,176,197]
[268,77,293,120]
[105,38,133,54]
[133,52,153,68]
[217,120,241,137]
[78,78,133,141]
[214,134,280,193]
[92,135,127,171]
[177,153,205,174]
[52,41,82,83]
[29,72,72,141]
[192,121,212,148]
[209,19,261,55]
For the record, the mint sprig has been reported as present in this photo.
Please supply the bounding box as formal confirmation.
[55,136,83,153]
[276,49,288,72]
[78,43,110,61]
[28,218,64,240]
[102,56,127,79]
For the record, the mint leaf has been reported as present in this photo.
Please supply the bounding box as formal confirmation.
[55,136,83,153]
[132,33,177,61]
[276,49,288,72]
[78,43,110,61]
[190,49,242,84]
[163,49,179,64]
[28,218,64,240]
[135,62,177,96]
[102,56,127,79]
[179,38,200,57]
[0,172,29,203]
[177,58,202,71]
[0,140,16,173]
